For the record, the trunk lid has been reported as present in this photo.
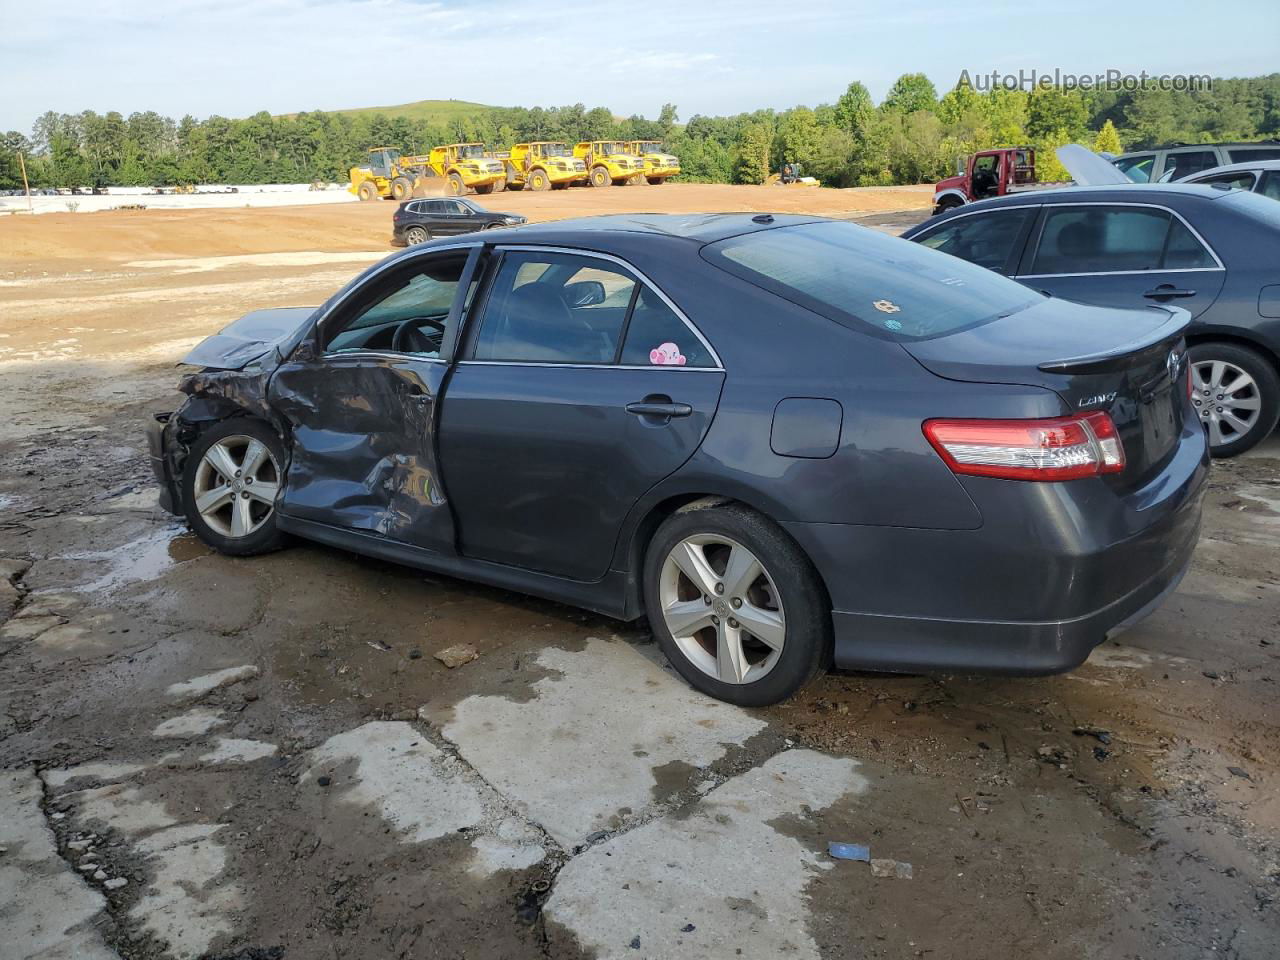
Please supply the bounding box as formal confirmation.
[903,298,1191,487]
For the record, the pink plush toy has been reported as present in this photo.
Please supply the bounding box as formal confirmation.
[649,342,687,366]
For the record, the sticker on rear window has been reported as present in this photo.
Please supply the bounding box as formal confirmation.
[649,342,687,366]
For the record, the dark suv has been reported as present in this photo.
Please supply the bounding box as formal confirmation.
[392,197,526,246]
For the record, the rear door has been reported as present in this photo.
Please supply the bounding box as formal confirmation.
[439,247,725,581]
[1015,202,1226,319]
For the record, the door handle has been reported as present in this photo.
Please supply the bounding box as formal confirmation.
[1143,285,1196,299]
[625,401,693,419]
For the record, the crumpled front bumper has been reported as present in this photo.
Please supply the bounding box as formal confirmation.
[145,412,181,515]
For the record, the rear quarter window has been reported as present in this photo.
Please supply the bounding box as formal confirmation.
[702,220,1038,342]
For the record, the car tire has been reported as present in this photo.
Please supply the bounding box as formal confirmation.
[1188,342,1280,457]
[644,503,830,706]
[182,419,288,557]
[405,225,430,245]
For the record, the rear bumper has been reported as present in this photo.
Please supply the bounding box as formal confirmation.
[785,422,1209,675]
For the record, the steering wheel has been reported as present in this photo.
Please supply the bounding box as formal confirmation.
[392,316,446,355]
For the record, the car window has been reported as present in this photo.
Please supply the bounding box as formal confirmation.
[703,221,1039,343]
[914,208,1034,273]
[1031,207,1170,274]
[1195,171,1256,191]
[447,201,470,215]
[1115,154,1155,183]
[324,253,467,356]
[1228,147,1280,163]
[1260,171,1280,201]
[1164,150,1219,180]
[472,251,635,363]
[1162,219,1217,269]
[620,287,714,367]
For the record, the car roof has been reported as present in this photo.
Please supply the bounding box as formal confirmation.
[1183,159,1280,178]
[956,183,1233,213]
[1116,141,1280,157]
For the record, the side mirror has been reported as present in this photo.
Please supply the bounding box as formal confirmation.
[564,280,606,307]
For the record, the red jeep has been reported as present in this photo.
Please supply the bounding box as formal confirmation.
[931,147,1067,215]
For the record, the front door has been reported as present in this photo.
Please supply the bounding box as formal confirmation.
[439,248,725,582]
[269,246,480,551]
[1016,203,1226,319]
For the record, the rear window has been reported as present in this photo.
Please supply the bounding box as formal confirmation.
[701,220,1038,342]
[1221,186,1280,229]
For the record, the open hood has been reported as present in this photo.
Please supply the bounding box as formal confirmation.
[1055,145,1130,186]
[181,306,317,371]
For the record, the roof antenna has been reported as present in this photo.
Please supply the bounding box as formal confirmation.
[752,214,775,224]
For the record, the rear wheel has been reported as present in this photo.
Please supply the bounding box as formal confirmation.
[182,419,287,557]
[390,177,413,201]
[644,504,830,706]
[474,182,495,195]
[404,225,430,245]
[1188,342,1280,457]
[356,180,378,201]
[447,173,466,196]
[647,176,663,185]
[590,166,610,188]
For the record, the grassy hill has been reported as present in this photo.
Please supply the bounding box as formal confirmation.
[282,99,503,124]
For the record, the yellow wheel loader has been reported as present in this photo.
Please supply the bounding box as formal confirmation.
[348,147,423,201]
[501,142,587,192]
[573,141,646,187]
[623,140,680,184]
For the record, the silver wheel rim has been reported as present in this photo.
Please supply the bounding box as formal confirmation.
[407,227,427,244]
[192,435,280,538]
[1191,359,1262,448]
[658,535,785,685]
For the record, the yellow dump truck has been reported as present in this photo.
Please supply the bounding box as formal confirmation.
[573,141,646,187]
[425,143,506,196]
[501,142,587,191]
[623,140,680,184]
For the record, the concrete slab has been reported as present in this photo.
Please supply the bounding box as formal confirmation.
[438,637,768,847]
[42,762,147,789]
[546,750,868,960]
[198,738,277,764]
[165,664,259,702]
[0,769,119,960]
[301,721,486,843]
[151,707,227,738]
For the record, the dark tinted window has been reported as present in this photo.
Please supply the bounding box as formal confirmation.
[703,221,1038,342]
[1115,154,1155,183]
[914,208,1034,273]
[1228,147,1280,163]
[473,252,634,363]
[1163,219,1216,269]
[1260,171,1280,201]
[1164,150,1218,180]
[1032,207,1169,273]
[620,287,714,367]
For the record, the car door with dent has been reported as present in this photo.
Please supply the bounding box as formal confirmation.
[438,248,725,582]
[268,246,481,552]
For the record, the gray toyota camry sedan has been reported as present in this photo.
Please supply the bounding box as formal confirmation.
[146,214,1208,705]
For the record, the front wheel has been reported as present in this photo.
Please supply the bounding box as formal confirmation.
[530,170,550,191]
[644,504,830,706]
[590,166,610,188]
[447,173,465,196]
[182,419,288,557]
[932,197,963,216]
[1188,342,1280,457]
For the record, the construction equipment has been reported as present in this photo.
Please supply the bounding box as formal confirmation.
[348,145,507,200]
[623,141,680,184]
[348,147,421,201]
[500,142,587,192]
[573,141,646,187]
[767,162,820,187]
[425,143,506,196]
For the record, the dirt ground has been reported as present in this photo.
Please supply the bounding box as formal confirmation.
[1,184,1277,960]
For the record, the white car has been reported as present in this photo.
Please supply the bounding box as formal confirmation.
[1177,159,1280,201]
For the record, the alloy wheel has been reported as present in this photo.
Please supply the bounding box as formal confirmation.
[658,535,785,685]
[1191,358,1262,448]
[192,435,280,538]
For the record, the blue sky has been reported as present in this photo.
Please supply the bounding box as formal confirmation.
[1,0,1277,132]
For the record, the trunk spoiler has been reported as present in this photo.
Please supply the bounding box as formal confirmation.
[1037,305,1189,373]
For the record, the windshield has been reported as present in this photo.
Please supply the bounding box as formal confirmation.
[456,145,484,159]
[640,142,665,154]
[702,221,1039,342]
[539,143,570,157]
[598,143,622,155]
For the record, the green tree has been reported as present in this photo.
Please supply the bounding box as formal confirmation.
[1026,87,1088,141]
[1092,119,1122,155]
[833,81,875,136]
[732,122,771,184]
[882,73,938,115]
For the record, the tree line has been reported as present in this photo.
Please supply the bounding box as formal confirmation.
[3,74,1278,191]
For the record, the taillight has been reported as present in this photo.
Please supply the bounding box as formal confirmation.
[923,412,1125,481]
